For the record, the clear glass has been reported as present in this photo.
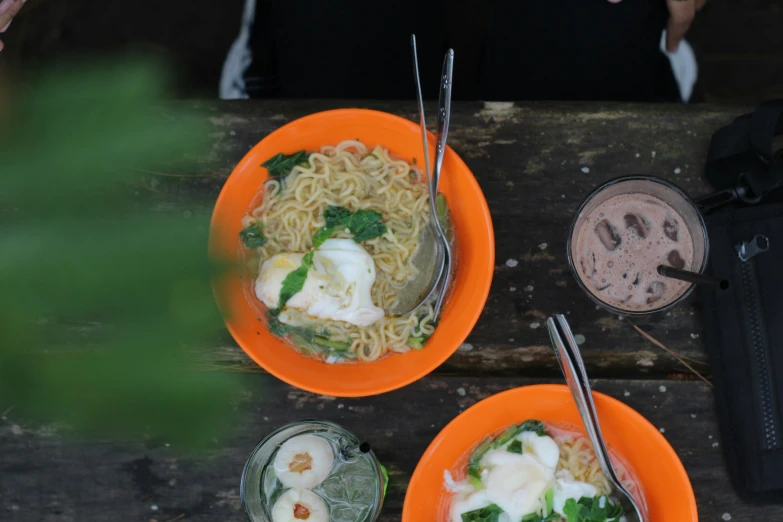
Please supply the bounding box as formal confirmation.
[240,420,386,522]
[567,176,709,316]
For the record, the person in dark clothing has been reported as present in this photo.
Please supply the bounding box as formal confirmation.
[220,0,707,102]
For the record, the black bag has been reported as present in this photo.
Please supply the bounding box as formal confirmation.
[701,204,783,501]
[700,100,783,501]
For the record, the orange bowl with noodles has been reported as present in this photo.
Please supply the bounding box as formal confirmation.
[403,385,698,522]
[209,109,494,397]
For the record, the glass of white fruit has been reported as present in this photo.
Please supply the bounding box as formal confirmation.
[241,420,387,522]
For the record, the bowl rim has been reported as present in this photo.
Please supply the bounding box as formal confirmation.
[209,108,495,397]
[402,384,698,521]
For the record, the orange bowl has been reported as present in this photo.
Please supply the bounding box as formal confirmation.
[403,384,697,522]
[209,109,494,397]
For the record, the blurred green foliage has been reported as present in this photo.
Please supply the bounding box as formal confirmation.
[0,58,240,447]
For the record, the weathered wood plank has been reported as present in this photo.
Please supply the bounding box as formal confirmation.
[118,101,746,378]
[0,375,775,521]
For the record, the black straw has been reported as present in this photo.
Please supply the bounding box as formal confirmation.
[341,441,372,460]
[657,265,729,291]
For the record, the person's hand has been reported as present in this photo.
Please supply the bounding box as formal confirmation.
[665,0,708,52]
[606,0,707,53]
[0,0,26,52]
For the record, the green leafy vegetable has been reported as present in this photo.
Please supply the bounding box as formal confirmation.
[318,205,388,243]
[275,250,315,313]
[262,150,311,180]
[0,57,240,448]
[468,475,483,491]
[520,419,549,437]
[507,439,523,454]
[380,464,389,499]
[460,504,504,522]
[407,336,425,349]
[545,488,554,516]
[436,192,448,218]
[268,314,353,355]
[562,496,623,522]
[494,425,522,447]
[407,313,435,350]
[468,437,493,479]
[436,193,453,243]
[239,222,267,248]
[563,498,585,522]
[313,337,351,351]
[267,312,315,344]
[521,514,559,522]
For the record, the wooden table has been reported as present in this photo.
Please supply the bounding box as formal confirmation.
[2,100,779,521]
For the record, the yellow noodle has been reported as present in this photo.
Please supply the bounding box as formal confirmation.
[245,140,434,361]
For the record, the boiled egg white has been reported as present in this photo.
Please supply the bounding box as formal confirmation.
[255,238,384,327]
[552,469,599,516]
[480,450,554,520]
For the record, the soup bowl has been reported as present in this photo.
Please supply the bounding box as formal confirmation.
[209,109,494,397]
[403,384,698,521]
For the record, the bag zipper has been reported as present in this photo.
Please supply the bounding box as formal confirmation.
[739,257,781,450]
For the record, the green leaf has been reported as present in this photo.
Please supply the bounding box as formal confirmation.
[494,425,522,447]
[407,336,425,349]
[468,437,493,479]
[545,488,554,516]
[563,498,587,522]
[468,475,483,491]
[561,496,623,522]
[313,336,351,352]
[267,312,314,342]
[0,57,240,448]
[460,504,504,522]
[262,150,310,180]
[276,251,314,311]
[520,419,549,437]
[346,209,387,242]
[380,464,389,499]
[324,206,353,227]
[319,206,387,244]
[507,439,523,454]
[521,514,560,522]
[239,223,267,248]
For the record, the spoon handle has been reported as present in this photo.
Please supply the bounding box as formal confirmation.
[547,316,618,481]
[431,49,453,193]
[410,35,432,193]
[432,50,455,319]
[548,315,646,521]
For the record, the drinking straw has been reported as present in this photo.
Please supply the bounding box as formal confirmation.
[341,442,372,459]
[657,265,729,290]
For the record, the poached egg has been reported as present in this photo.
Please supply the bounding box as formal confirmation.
[449,430,600,522]
[256,238,385,327]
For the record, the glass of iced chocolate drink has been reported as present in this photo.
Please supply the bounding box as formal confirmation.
[567,176,709,316]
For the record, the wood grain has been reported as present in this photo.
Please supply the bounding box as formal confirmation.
[1,375,778,521]
[119,101,746,378]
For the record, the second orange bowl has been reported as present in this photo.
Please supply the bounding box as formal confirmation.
[209,109,495,397]
[403,384,698,521]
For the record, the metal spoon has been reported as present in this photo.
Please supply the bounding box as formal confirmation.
[546,314,645,522]
[386,35,447,316]
[430,49,455,320]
